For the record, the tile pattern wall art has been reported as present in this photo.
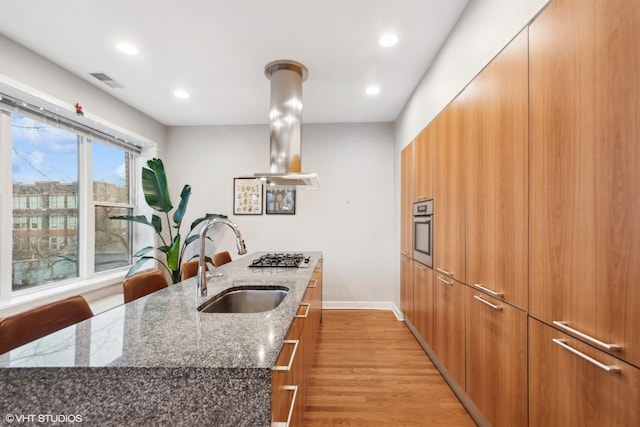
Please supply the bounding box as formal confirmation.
[233,178,263,215]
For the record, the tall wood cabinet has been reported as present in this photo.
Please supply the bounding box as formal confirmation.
[400,142,414,258]
[400,254,414,324]
[465,29,529,311]
[434,96,466,284]
[465,287,527,427]
[401,0,640,425]
[529,0,640,367]
[432,271,465,388]
[412,261,434,346]
[413,126,434,202]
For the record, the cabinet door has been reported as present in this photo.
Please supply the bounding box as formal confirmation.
[272,334,300,426]
[434,97,466,283]
[310,260,323,336]
[414,126,434,202]
[400,254,414,324]
[465,29,528,310]
[465,287,527,427]
[413,261,434,346]
[529,318,640,427]
[529,0,640,366]
[433,273,465,388]
[400,142,414,257]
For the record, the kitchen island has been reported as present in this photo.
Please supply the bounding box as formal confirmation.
[0,251,322,426]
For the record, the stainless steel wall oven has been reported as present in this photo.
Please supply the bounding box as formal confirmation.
[412,200,433,267]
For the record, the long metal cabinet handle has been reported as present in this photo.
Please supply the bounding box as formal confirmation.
[473,283,504,297]
[272,340,299,372]
[473,295,503,311]
[295,303,311,318]
[308,279,318,288]
[552,321,621,351]
[552,339,621,373]
[272,385,299,427]
[415,263,428,271]
[436,276,453,286]
[436,267,454,277]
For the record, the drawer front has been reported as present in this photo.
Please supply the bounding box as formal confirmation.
[529,318,640,427]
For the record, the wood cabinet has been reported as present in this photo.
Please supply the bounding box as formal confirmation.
[413,261,434,346]
[529,318,640,427]
[529,0,640,367]
[414,126,434,202]
[272,334,300,426]
[400,254,414,324]
[432,272,465,388]
[310,260,323,335]
[434,96,466,283]
[465,29,528,311]
[465,287,527,427]
[272,260,323,426]
[400,142,414,257]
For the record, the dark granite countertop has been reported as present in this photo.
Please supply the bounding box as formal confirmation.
[0,251,322,426]
[0,251,322,371]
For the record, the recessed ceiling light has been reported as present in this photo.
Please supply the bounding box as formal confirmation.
[116,42,138,55]
[366,86,381,96]
[379,33,399,48]
[174,89,190,99]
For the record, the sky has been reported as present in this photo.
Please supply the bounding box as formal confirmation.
[11,114,126,186]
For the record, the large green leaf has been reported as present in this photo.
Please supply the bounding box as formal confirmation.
[172,185,192,227]
[166,235,181,271]
[142,158,173,212]
[151,214,162,234]
[109,214,153,228]
[126,256,155,277]
[134,246,155,257]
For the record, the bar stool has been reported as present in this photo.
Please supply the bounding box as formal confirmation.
[213,251,232,267]
[0,295,93,354]
[122,270,169,303]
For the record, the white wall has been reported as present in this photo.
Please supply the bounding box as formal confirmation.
[0,33,166,149]
[392,0,551,308]
[165,122,396,306]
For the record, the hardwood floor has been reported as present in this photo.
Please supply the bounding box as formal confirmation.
[304,310,474,426]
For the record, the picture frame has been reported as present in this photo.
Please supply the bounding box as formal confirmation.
[265,188,296,215]
[233,178,263,215]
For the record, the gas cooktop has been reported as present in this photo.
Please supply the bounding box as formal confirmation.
[249,253,311,268]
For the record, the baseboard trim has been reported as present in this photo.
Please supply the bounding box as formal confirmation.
[404,318,490,427]
[322,301,404,321]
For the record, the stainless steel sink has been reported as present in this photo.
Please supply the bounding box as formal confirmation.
[197,286,289,313]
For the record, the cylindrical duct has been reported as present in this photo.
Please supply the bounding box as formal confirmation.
[265,60,308,174]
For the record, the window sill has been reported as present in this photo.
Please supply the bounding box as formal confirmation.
[0,270,128,317]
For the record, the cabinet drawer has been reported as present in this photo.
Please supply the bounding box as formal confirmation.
[529,318,640,427]
[465,288,527,427]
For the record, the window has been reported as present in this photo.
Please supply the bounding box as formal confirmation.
[29,196,42,209]
[49,195,66,209]
[30,216,42,230]
[93,140,133,273]
[49,237,62,251]
[13,196,27,209]
[13,217,27,229]
[1,98,143,294]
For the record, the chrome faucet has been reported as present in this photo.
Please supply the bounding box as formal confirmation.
[197,218,247,297]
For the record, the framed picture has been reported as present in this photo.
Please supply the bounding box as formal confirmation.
[233,178,263,215]
[266,189,296,215]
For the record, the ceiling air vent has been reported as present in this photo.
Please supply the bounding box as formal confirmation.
[90,72,124,89]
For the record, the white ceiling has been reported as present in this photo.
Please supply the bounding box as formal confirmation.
[0,0,470,126]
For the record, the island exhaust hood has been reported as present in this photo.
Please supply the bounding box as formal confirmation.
[252,60,320,190]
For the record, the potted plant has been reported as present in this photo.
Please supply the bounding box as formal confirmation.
[110,158,225,283]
